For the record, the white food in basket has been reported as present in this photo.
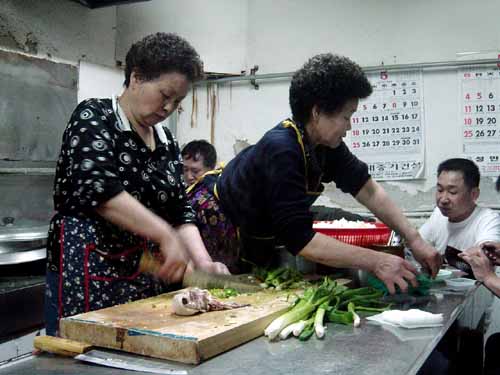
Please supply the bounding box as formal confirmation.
[313,218,377,229]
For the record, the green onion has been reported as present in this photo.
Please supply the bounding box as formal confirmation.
[314,302,329,338]
[264,277,338,340]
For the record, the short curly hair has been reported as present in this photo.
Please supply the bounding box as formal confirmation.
[124,32,204,87]
[289,53,372,125]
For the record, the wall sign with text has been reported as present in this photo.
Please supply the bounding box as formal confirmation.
[460,67,500,176]
[348,70,425,180]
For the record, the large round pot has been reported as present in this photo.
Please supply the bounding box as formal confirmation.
[0,217,48,265]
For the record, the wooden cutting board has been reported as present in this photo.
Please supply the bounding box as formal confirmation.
[59,288,296,364]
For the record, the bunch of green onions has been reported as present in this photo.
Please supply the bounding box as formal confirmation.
[264,278,391,341]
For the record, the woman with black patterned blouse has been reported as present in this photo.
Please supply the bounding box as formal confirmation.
[44,33,229,336]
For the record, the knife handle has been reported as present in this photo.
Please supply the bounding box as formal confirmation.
[34,335,92,357]
[138,250,163,275]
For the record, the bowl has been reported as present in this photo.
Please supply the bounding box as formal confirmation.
[445,277,476,291]
[434,269,453,282]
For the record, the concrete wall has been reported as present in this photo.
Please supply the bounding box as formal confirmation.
[116,0,248,73]
[247,0,500,71]
[0,0,117,222]
[172,0,500,212]
[1,0,499,215]
[78,61,124,102]
[0,0,116,66]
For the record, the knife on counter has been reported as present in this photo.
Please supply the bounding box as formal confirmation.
[33,336,188,374]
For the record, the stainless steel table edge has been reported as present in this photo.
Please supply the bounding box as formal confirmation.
[406,287,474,375]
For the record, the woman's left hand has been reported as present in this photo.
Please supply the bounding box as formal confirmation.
[407,236,442,278]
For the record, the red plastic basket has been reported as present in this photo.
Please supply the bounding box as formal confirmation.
[312,222,392,247]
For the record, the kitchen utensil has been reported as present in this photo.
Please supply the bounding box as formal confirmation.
[75,350,187,374]
[34,335,91,357]
[182,269,262,293]
[444,277,476,292]
[59,288,295,364]
[139,250,262,293]
[312,222,391,247]
[34,335,187,374]
[0,223,48,265]
[434,269,453,282]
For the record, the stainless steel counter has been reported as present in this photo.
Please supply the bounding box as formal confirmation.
[0,283,478,375]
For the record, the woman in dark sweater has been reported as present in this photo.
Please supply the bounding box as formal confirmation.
[188,53,441,291]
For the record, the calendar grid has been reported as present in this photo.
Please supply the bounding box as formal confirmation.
[460,67,500,175]
[348,70,425,180]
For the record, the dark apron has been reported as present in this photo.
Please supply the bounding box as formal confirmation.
[44,214,168,335]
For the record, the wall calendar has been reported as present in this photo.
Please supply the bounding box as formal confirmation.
[460,67,500,176]
[347,70,425,180]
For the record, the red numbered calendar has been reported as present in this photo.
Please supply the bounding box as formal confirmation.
[460,67,500,176]
[347,70,425,180]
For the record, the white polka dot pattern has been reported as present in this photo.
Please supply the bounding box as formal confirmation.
[48,98,196,276]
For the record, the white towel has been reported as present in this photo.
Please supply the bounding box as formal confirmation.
[366,309,444,329]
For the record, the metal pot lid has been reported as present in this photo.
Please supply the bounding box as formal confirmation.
[0,216,48,242]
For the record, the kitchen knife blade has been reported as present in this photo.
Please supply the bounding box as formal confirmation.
[139,250,262,293]
[34,336,187,374]
[75,349,187,374]
[182,269,262,293]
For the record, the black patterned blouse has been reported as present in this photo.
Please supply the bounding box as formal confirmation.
[46,97,195,272]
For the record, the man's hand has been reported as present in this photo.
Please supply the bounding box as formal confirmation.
[459,247,496,283]
[481,241,500,265]
[407,236,442,278]
[373,253,419,294]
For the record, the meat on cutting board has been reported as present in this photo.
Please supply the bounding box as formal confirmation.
[172,287,250,316]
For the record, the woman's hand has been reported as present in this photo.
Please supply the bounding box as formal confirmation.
[174,224,230,275]
[459,247,496,283]
[406,235,442,278]
[193,260,231,275]
[354,179,441,277]
[373,253,418,294]
[157,230,189,284]
[96,191,191,283]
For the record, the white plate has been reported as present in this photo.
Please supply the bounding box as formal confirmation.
[445,277,476,291]
[434,269,453,282]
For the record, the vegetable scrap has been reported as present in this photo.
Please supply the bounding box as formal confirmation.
[209,288,239,299]
[253,266,308,290]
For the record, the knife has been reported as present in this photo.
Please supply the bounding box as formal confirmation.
[181,269,262,293]
[34,336,187,374]
[139,250,262,293]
